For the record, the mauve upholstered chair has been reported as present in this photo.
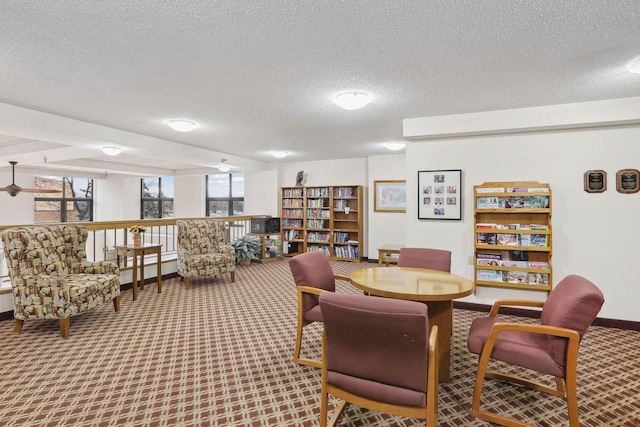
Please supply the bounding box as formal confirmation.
[398,247,452,272]
[1,225,121,338]
[467,274,604,427]
[288,251,350,368]
[319,292,439,427]
[176,219,235,289]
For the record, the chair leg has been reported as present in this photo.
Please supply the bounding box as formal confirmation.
[113,295,121,312]
[565,373,580,426]
[231,271,235,282]
[59,318,70,339]
[13,319,24,333]
[293,320,304,364]
[185,276,191,289]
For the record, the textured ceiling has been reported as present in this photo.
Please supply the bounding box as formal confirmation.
[0,0,639,176]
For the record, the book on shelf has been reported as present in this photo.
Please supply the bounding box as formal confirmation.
[476,233,497,245]
[496,234,518,246]
[477,252,502,260]
[476,269,503,282]
[476,196,499,208]
[518,234,531,246]
[498,260,528,268]
[530,224,550,230]
[477,259,498,266]
[476,223,497,229]
[530,196,549,208]
[476,187,504,193]
[507,271,529,284]
[528,272,549,285]
[506,187,549,193]
[528,261,549,269]
[531,234,548,247]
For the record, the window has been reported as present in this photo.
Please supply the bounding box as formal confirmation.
[141,177,174,219]
[206,173,244,216]
[34,176,94,223]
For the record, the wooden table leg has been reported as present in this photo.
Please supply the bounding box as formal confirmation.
[156,250,162,293]
[424,300,453,382]
[139,252,145,291]
[132,252,138,301]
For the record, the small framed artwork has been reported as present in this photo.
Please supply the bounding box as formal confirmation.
[584,170,607,193]
[616,168,640,194]
[374,180,406,212]
[418,169,462,220]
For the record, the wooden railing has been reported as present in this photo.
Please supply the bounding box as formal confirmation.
[0,216,256,293]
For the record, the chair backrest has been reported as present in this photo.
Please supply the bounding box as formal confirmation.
[0,225,89,279]
[289,251,336,312]
[177,219,227,255]
[541,274,605,366]
[320,292,430,406]
[398,247,452,272]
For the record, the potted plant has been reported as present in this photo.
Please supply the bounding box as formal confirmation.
[229,235,261,266]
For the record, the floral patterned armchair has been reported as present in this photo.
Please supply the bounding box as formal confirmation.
[0,225,121,338]
[176,219,235,289]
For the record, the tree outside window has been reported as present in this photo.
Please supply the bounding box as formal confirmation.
[141,177,174,219]
[34,176,93,223]
[206,173,244,216]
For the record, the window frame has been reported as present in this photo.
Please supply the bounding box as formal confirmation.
[140,177,175,219]
[206,173,244,217]
[34,176,94,223]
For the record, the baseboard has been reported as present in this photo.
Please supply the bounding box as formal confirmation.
[454,301,640,331]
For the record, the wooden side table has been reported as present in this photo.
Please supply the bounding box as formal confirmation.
[115,243,162,300]
[377,244,405,266]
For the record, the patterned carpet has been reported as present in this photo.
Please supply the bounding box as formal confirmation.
[0,259,639,426]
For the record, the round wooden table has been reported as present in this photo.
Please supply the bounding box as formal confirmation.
[350,267,474,382]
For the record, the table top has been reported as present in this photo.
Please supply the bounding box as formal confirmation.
[377,244,405,251]
[350,267,474,302]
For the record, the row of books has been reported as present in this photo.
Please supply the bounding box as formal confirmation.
[333,232,351,243]
[476,187,549,193]
[334,245,359,259]
[284,229,301,240]
[477,223,549,230]
[333,200,354,210]
[283,188,303,197]
[477,258,549,269]
[307,188,330,197]
[477,269,550,285]
[306,219,328,229]
[306,209,330,219]
[282,199,303,207]
[477,233,549,247]
[283,209,303,218]
[307,199,327,208]
[333,187,356,198]
[307,246,330,255]
[476,196,549,209]
[307,232,330,242]
[282,219,302,228]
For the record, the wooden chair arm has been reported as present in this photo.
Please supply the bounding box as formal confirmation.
[489,321,580,341]
[334,274,350,282]
[297,285,325,298]
[489,299,545,317]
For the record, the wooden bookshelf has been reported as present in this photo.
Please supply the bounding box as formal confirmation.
[281,185,363,262]
[474,181,552,293]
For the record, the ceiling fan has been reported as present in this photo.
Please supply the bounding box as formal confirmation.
[1,161,61,197]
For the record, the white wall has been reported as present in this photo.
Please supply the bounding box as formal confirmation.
[367,154,407,257]
[244,167,279,216]
[174,175,205,217]
[405,125,640,322]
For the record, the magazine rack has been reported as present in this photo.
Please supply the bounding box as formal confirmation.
[474,181,552,293]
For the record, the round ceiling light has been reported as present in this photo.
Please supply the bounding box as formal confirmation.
[270,150,289,159]
[101,146,123,156]
[384,141,406,151]
[333,91,371,110]
[627,57,640,75]
[167,119,196,132]
[218,158,231,172]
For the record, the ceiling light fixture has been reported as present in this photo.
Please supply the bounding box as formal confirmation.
[627,57,640,75]
[101,146,123,156]
[384,141,406,151]
[218,158,231,172]
[167,119,196,132]
[333,91,371,110]
[270,150,289,159]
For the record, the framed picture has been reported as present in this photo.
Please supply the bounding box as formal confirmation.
[418,169,462,220]
[584,170,607,193]
[374,180,406,212]
[616,168,640,193]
